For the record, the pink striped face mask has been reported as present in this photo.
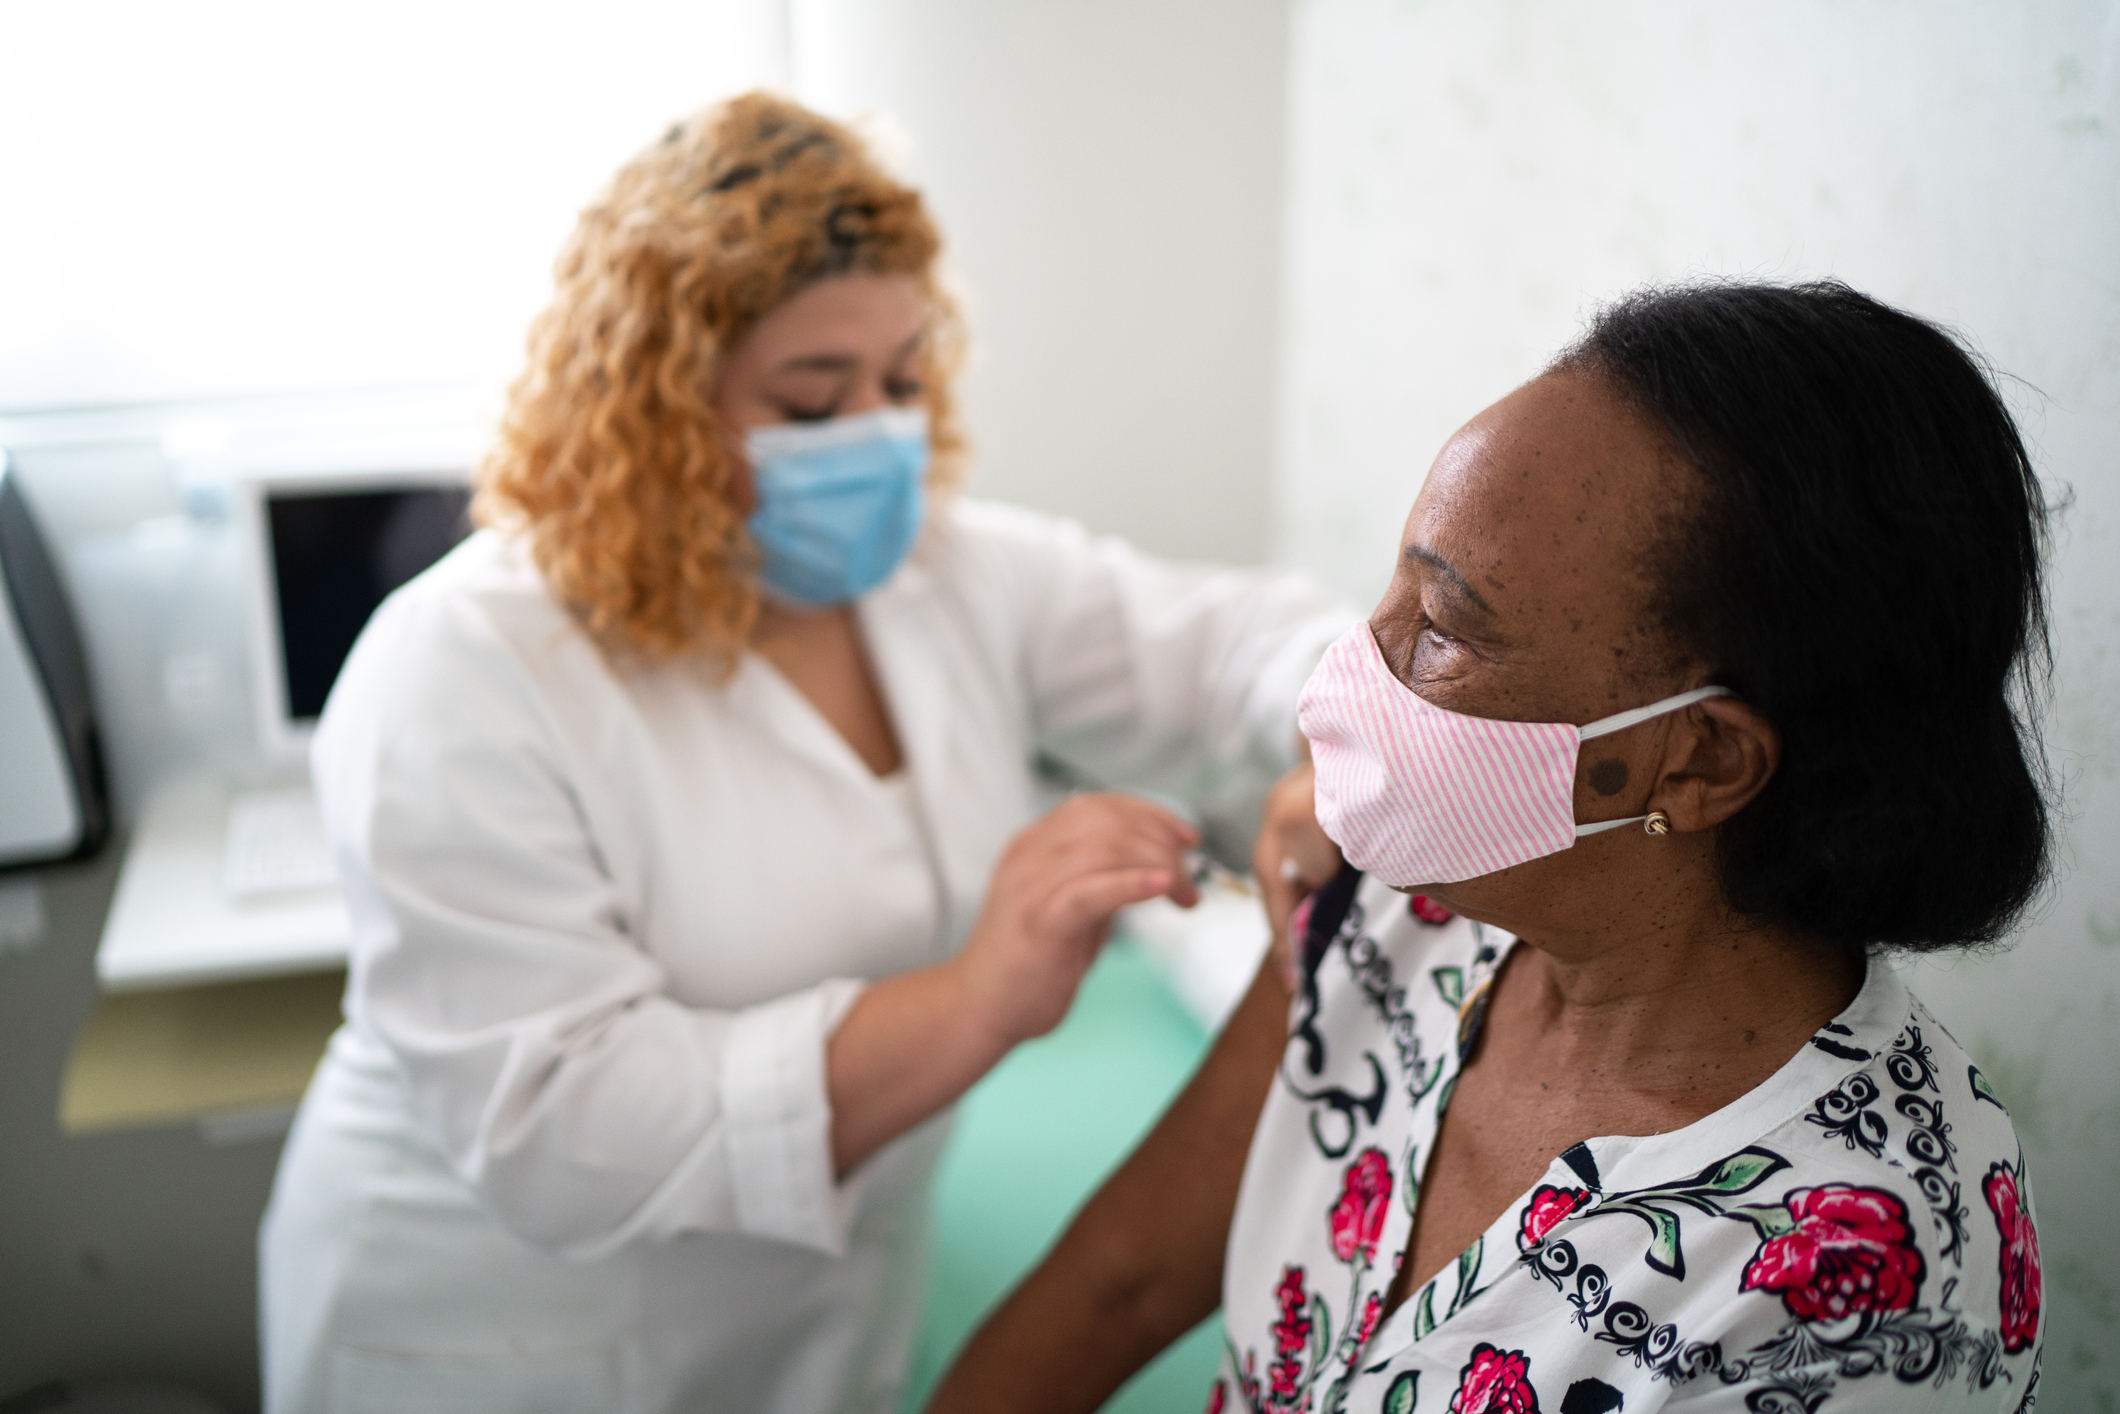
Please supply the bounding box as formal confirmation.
[1298,623,1733,887]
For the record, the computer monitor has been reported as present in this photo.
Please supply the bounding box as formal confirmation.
[242,472,472,756]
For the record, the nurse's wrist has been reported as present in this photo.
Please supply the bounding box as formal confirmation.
[937,952,1025,1063]
[825,959,1018,1178]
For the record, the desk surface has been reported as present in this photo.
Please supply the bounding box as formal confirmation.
[97,776,351,991]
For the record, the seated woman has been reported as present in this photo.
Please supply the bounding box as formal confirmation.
[928,281,2050,1413]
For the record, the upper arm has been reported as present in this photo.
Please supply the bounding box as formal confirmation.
[322,592,641,1045]
[924,957,1292,1414]
[1070,956,1291,1309]
[940,499,1352,851]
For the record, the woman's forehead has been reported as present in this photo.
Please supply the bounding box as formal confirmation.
[1405,372,1682,619]
[740,272,927,364]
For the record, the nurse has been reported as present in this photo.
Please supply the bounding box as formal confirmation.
[258,91,1349,1413]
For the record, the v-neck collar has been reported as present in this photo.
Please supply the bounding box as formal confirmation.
[733,560,939,796]
[852,558,951,831]
[1354,936,1906,1369]
[738,653,891,787]
[732,554,967,952]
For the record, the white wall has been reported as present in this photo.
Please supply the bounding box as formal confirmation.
[1275,2,2119,1405]
[791,0,1292,563]
[0,0,785,411]
[0,0,790,822]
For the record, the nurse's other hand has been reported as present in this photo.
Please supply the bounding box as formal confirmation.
[958,793,1200,1045]
[1252,761,1342,992]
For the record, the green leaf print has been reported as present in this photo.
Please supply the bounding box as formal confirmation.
[1725,1201,1799,1239]
[1695,1148,1787,1193]
[1640,1206,1682,1275]
[1383,1371,1419,1414]
[1412,1282,1438,1341]
[1969,1064,2009,1112]
[1445,1236,1485,1317]
[1567,1146,1792,1279]
[1580,1198,1689,1277]
[1431,966,1465,1008]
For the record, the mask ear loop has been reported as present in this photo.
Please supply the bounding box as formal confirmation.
[1576,684,1735,742]
[1570,685,1737,838]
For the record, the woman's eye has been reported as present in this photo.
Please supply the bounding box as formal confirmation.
[776,403,838,423]
[1373,613,1429,681]
[885,378,925,404]
[1407,615,1470,681]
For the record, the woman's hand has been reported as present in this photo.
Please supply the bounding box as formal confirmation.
[952,792,1201,1049]
[1251,761,1343,990]
[826,792,1199,1178]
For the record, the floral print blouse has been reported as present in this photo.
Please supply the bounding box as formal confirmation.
[1213,872,2044,1414]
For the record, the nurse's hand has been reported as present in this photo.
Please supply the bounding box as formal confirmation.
[956,792,1202,1046]
[1251,760,1342,991]
[826,792,1199,1178]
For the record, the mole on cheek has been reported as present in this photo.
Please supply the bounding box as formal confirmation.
[1587,758,1629,797]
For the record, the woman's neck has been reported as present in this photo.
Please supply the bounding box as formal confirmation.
[1479,892,1867,1126]
[1529,924,1856,1042]
[747,599,906,777]
[751,596,843,644]
[1448,827,1866,1111]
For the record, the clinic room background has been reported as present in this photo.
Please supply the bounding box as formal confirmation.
[1,2,2114,1412]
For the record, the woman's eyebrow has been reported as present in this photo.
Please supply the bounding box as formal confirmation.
[773,353,859,374]
[1404,544,1496,617]
[887,329,926,369]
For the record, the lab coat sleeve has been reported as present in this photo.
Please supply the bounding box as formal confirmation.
[314,589,868,1261]
[956,502,1358,861]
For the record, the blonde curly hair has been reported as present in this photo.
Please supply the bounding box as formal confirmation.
[474,91,968,666]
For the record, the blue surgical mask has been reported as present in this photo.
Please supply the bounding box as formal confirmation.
[743,407,930,607]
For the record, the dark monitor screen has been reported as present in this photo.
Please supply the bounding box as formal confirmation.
[267,484,472,721]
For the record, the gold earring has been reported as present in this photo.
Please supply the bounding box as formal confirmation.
[1644,810,1672,836]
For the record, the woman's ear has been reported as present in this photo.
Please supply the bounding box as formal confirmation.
[1656,696,1780,832]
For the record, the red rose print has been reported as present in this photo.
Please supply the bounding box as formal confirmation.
[1517,1185,1592,1250]
[1355,1290,1384,1348]
[1449,1343,1540,1414]
[1983,1162,2041,1354]
[1328,1148,1393,1265]
[1203,1380,1228,1414]
[1409,894,1455,925]
[1742,1184,1925,1323]
[1269,1265,1311,1403]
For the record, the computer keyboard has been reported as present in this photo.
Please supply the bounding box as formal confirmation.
[223,786,338,897]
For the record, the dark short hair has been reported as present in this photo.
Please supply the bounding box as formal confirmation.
[1560,279,2055,955]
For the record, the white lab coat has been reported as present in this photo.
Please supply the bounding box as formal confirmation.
[259,498,1349,1414]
